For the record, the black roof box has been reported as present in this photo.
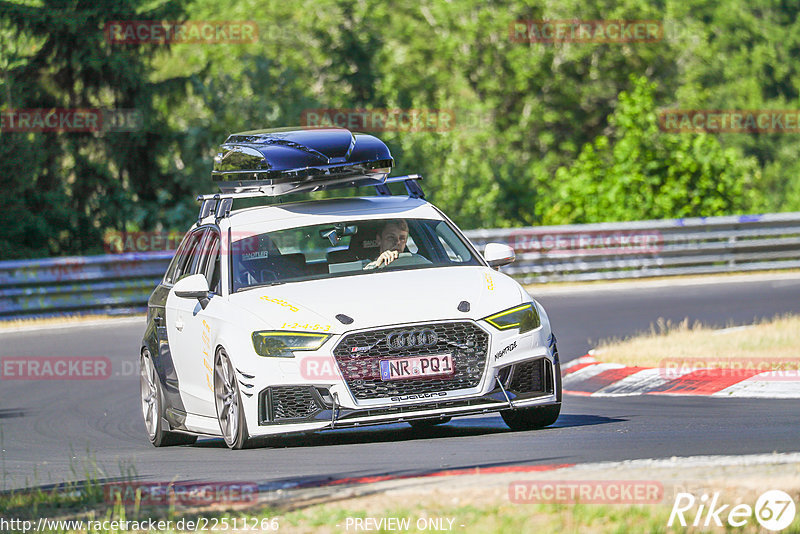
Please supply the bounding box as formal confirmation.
[211,127,394,194]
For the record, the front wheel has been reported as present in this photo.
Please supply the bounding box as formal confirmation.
[500,403,561,431]
[214,349,256,449]
[140,350,197,447]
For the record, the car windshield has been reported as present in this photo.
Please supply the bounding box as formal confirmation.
[231,218,482,292]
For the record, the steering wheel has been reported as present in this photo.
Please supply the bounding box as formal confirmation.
[370,252,416,269]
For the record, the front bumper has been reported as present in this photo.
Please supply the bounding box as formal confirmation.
[329,388,558,429]
[246,355,559,436]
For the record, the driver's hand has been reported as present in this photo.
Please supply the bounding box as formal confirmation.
[364,250,399,269]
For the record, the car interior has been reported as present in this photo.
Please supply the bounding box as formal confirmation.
[231,218,473,291]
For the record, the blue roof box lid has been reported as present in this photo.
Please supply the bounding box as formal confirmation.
[212,126,394,194]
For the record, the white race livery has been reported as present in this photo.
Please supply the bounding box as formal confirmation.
[140,127,561,449]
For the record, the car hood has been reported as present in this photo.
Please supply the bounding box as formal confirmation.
[229,266,526,332]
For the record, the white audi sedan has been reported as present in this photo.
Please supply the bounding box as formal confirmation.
[140,128,561,449]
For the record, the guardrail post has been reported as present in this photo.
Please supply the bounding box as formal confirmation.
[728,234,737,268]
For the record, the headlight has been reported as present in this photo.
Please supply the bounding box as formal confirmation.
[252,331,331,357]
[484,303,540,333]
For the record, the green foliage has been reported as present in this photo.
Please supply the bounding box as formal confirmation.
[0,0,189,258]
[546,76,762,224]
[1,0,798,258]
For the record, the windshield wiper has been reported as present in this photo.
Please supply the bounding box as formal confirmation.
[239,280,287,292]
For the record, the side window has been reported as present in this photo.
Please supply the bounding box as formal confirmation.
[210,251,221,293]
[165,229,207,284]
[405,233,419,253]
[182,231,207,281]
[164,234,192,285]
[434,222,471,263]
[198,232,221,294]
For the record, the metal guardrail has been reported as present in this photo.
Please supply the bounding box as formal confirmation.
[0,252,172,319]
[465,212,800,284]
[1,212,799,319]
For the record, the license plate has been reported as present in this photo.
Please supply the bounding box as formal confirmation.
[379,354,454,381]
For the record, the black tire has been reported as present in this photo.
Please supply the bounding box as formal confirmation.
[408,416,452,428]
[140,350,197,447]
[500,403,561,431]
[214,349,257,449]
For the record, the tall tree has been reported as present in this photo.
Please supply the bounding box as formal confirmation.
[0,0,189,258]
[547,76,762,224]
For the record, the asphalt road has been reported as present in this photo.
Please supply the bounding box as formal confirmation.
[1,274,799,492]
[534,274,800,361]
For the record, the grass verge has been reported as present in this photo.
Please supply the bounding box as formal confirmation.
[2,453,800,533]
[3,483,798,533]
[592,314,800,368]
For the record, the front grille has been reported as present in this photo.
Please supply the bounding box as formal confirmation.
[333,321,490,400]
[508,358,552,394]
[263,386,323,422]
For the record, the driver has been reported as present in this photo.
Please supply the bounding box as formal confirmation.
[364,219,408,269]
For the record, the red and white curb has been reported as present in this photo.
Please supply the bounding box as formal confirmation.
[562,356,800,398]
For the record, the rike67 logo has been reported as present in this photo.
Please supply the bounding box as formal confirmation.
[669,490,796,531]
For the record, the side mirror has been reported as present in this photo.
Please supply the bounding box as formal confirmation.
[173,274,211,309]
[483,243,516,268]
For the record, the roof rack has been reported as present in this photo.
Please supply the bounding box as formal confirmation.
[195,174,425,224]
[196,127,426,224]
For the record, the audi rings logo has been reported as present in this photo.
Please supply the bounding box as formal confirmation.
[386,329,438,350]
